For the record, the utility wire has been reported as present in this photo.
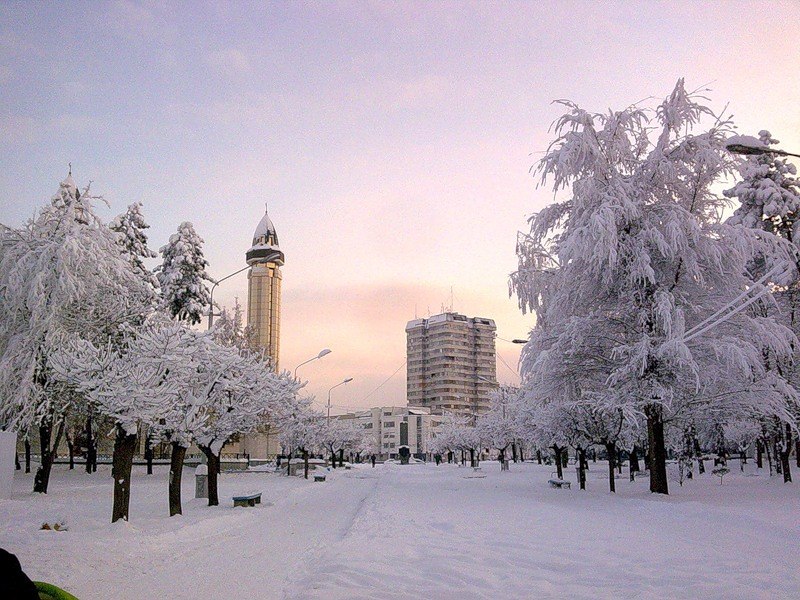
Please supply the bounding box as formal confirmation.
[360,360,407,404]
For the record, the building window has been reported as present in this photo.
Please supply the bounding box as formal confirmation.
[363,423,373,429]
[384,421,395,427]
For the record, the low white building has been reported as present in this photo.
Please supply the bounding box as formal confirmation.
[338,406,439,460]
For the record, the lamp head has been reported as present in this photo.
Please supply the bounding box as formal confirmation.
[318,348,332,358]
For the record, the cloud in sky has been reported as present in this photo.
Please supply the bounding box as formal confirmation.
[1,1,799,410]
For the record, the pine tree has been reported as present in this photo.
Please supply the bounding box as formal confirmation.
[110,202,159,299]
[155,222,213,325]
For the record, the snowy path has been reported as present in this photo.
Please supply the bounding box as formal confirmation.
[2,461,799,599]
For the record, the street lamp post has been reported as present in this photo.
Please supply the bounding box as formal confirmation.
[294,349,332,380]
[327,377,353,425]
[725,138,800,159]
[207,265,250,330]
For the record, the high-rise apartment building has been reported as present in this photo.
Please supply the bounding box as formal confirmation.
[246,204,284,370]
[405,312,497,415]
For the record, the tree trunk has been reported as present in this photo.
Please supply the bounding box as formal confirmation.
[111,425,137,522]
[617,449,623,474]
[66,431,74,470]
[303,449,309,479]
[519,446,525,462]
[339,448,345,466]
[85,413,93,474]
[145,435,154,475]
[646,406,669,495]
[605,442,616,493]
[330,450,337,469]
[578,447,587,490]
[552,446,563,480]
[199,446,220,506]
[168,442,186,516]
[536,449,542,465]
[15,448,20,470]
[693,438,705,474]
[775,440,782,474]
[561,450,568,468]
[511,443,517,463]
[765,439,774,476]
[24,438,31,473]
[780,424,792,483]
[629,446,639,482]
[756,439,763,469]
[34,419,65,494]
[469,448,476,468]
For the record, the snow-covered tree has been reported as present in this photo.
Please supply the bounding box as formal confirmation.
[50,323,182,521]
[155,221,213,325]
[512,80,797,495]
[213,297,257,352]
[0,174,152,494]
[319,419,366,468]
[725,132,800,483]
[476,386,520,471]
[278,398,323,479]
[110,202,159,301]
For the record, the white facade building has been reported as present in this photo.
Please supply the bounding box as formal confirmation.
[338,406,440,460]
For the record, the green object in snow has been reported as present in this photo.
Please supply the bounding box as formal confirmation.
[34,581,79,600]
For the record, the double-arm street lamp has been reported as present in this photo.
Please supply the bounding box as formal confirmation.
[327,377,353,424]
[294,349,332,379]
[207,265,250,330]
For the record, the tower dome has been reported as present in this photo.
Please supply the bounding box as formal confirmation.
[246,204,284,265]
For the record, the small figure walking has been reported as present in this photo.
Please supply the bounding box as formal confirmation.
[371,454,376,468]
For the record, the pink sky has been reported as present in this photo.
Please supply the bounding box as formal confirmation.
[1,1,799,412]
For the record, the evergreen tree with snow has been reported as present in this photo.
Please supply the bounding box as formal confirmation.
[155,221,213,325]
[110,202,159,302]
[725,131,800,483]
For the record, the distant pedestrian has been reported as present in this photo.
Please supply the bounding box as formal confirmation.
[435,454,441,466]
[371,455,376,468]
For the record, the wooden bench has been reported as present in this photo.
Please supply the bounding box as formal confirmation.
[232,492,262,507]
[313,474,326,482]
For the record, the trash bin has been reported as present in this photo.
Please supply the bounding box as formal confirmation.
[195,464,208,499]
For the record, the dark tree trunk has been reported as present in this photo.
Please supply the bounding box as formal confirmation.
[646,406,669,495]
[629,446,639,482]
[168,443,186,516]
[605,442,616,493]
[775,440,782,474]
[469,448,476,468]
[111,426,137,522]
[561,450,568,468]
[519,446,525,462]
[447,451,453,464]
[511,443,517,463]
[330,450,337,468]
[34,419,65,494]
[303,449,309,479]
[578,447,587,490]
[592,448,597,463]
[25,438,31,473]
[145,435,154,475]
[552,446,563,480]
[756,439,763,469]
[694,438,705,474]
[780,424,792,483]
[15,449,20,470]
[199,446,220,506]
[536,449,542,465]
[66,431,74,470]
[765,439,774,476]
[339,448,344,467]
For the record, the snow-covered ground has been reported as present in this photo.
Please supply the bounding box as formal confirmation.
[2,460,798,599]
